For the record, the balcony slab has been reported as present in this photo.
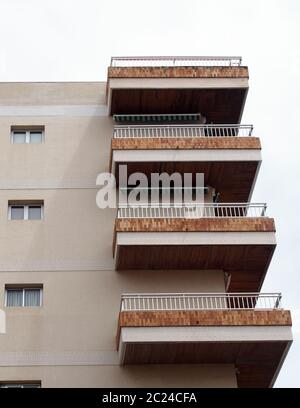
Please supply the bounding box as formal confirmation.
[117,309,292,387]
[107,66,249,122]
[114,218,276,292]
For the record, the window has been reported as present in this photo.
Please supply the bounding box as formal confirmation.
[29,132,43,144]
[11,127,44,144]
[12,132,26,144]
[8,201,44,220]
[0,382,41,388]
[5,286,43,307]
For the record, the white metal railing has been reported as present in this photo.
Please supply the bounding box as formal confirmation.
[117,203,267,219]
[114,124,253,138]
[120,293,282,311]
[110,56,242,67]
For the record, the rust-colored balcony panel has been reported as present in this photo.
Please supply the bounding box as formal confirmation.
[108,66,249,80]
[119,309,291,329]
[115,217,275,233]
[111,136,261,151]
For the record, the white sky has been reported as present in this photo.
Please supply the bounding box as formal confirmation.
[0,0,299,387]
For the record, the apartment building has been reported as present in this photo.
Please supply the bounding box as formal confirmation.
[0,56,292,388]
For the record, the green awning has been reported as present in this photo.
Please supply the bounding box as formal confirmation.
[114,113,201,122]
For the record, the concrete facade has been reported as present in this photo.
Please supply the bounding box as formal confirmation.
[0,81,236,387]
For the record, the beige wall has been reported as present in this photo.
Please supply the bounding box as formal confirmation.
[0,365,237,388]
[0,270,226,352]
[0,190,116,271]
[0,82,106,105]
[0,82,235,388]
[0,116,112,189]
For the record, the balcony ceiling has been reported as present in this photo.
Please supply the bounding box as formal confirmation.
[110,88,247,124]
[115,244,275,292]
[121,340,289,388]
[115,161,259,203]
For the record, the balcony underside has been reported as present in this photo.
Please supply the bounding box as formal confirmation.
[114,160,260,203]
[120,338,290,388]
[118,309,292,387]
[114,217,276,291]
[109,88,247,123]
[107,66,248,121]
[115,243,275,292]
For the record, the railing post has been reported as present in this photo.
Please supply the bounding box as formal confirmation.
[262,204,267,216]
[275,294,282,309]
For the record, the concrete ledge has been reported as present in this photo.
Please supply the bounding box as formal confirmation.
[118,325,293,351]
[112,149,262,167]
[115,231,277,247]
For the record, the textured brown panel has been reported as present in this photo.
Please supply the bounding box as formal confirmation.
[119,310,292,328]
[110,88,247,123]
[115,217,276,233]
[115,161,259,203]
[108,66,249,79]
[112,137,261,150]
[115,244,276,293]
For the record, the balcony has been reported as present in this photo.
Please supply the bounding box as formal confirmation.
[117,292,292,388]
[113,203,276,292]
[107,56,249,122]
[110,122,261,202]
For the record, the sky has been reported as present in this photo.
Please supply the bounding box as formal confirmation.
[0,0,300,387]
